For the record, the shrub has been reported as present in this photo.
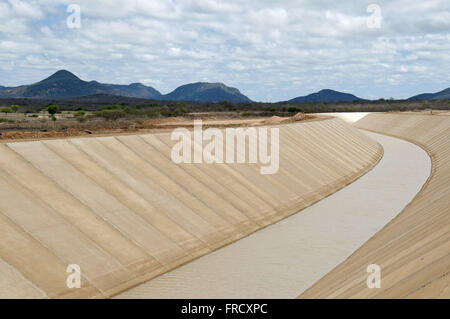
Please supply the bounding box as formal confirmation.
[45,104,60,115]
[94,109,126,120]
[145,110,161,118]
[177,105,187,114]
[74,110,86,117]
[1,107,13,114]
[74,110,86,122]
[288,106,302,113]
[101,104,123,111]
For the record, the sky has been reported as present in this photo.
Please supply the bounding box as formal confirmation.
[0,0,449,102]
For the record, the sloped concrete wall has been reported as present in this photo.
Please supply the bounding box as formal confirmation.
[300,113,450,298]
[0,118,382,298]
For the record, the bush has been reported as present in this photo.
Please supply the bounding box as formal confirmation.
[288,106,302,113]
[45,104,60,115]
[74,110,86,122]
[94,109,126,120]
[145,110,161,118]
[177,105,187,114]
[74,110,86,117]
[1,107,13,114]
[101,104,123,111]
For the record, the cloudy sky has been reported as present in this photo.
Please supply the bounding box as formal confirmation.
[0,0,449,101]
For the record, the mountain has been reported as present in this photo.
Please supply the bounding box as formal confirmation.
[0,71,252,102]
[163,82,252,103]
[408,87,450,101]
[0,70,162,99]
[288,89,365,103]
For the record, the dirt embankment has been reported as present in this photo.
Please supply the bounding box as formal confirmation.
[0,113,317,143]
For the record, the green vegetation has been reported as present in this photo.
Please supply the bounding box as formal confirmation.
[89,102,189,120]
[160,103,188,117]
[101,104,123,111]
[74,110,86,122]
[1,97,449,123]
[45,104,60,116]
[1,107,13,115]
[288,106,302,113]
[0,96,448,136]
[94,109,126,120]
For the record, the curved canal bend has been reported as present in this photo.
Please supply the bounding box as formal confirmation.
[117,131,431,299]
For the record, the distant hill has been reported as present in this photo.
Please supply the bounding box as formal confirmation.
[288,89,365,103]
[163,82,252,103]
[0,70,252,103]
[408,87,450,101]
[0,70,162,99]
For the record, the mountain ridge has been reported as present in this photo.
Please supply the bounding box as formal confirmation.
[408,87,450,101]
[0,70,162,100]
[0,70,252,103]
[288,89,366,103]
[162,82,251,103]
[1,70,449,103]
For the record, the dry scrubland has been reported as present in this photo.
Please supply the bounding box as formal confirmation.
[0,118,381,298]
[300,113,450,298]
[0,112,316,142]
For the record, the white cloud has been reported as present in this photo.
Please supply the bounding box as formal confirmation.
[0,0,449,101]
